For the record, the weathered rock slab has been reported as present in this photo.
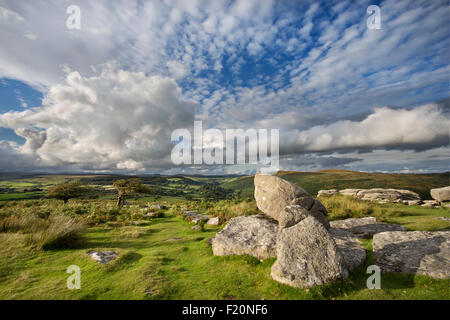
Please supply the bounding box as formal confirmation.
[330,217,407,238]
[373,231,450,279]
[271,216,348,288]
[212,215,278,260]
[338,188,421,203]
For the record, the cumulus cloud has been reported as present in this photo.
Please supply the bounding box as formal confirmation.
[281,103,449,154]
[0,67,197,172]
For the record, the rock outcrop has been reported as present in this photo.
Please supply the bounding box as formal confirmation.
[212,215,278,260]
[373,231,450,279]
[322,188,421,203]
[271,216,349,288]
[430,186,450,203]
[330,217,407,238]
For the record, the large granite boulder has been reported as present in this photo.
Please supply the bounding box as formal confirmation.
[430,186,450,203]
[373,231,450,279]
[330,217,407,238]
[271,216,349,288]
[254,173,311,221]
[212,215,278,260]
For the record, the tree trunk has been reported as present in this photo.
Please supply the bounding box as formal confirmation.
[117,194,124,207]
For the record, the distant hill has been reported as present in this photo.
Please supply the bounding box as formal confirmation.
[220,170,450,200]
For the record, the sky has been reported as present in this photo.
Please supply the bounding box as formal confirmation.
[0,0,449,175]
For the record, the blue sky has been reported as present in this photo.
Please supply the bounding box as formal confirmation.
[0,0,448,174]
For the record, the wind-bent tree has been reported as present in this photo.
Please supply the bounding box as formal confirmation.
[47,180,84,204]
[113,178,152,207]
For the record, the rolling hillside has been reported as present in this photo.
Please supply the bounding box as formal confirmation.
[220,170,450,200]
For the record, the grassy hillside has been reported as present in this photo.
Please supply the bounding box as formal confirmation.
[0,198,448,300]
[220,170,450,200]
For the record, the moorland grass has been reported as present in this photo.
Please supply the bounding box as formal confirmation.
[0,197,448,299]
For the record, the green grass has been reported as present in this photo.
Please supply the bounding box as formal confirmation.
[0,192,45,201]
[0,203,449,300]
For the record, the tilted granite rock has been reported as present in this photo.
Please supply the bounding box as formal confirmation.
[254,173,311,221]
[317,189,339,196]
[373,231,450,279]
[254,173,329,228]
[430,186,450,203]
[271,216,349,288]
[212,215,278,260]
[329,228,366,271]
[330,217,407,238]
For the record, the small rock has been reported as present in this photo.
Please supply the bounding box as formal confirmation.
[192,225,202,231]
[184,211,210,224]
[405,200,422,206]
[421,200,440,208]
[207,217,220,225]
[87,250,118,264]
[145,289,159,296]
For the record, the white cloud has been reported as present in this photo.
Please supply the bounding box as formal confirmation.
[0,67,197,172]
[285,103,449,153]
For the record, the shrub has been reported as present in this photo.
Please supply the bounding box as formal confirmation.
[26,215,85,250]
[0,211,85,250]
